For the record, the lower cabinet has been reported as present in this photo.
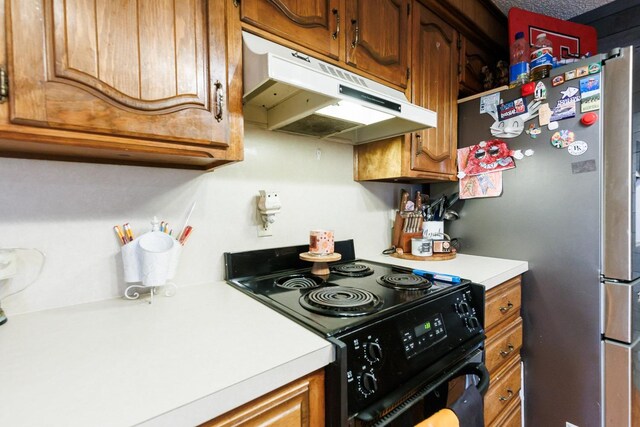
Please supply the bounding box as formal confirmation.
[483,275,523,426]
[201,369,325,427]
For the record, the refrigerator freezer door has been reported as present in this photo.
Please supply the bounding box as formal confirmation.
[603,338,640,426]
[603,279,640,344]
[603,46,638,282]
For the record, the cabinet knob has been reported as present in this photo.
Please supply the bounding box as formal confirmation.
[214,80,224,123]
[351,19,359,48]
[332,9,340,40]
[499,301,514,313]
[499,343,515,357]
[499,389,514,402]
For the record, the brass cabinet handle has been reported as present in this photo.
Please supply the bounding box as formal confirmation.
[232,0,239,7]
[332,9,340,40]
[415,133,422,155]
[351,19,359,48]
[214,80,224,123]
[500,343,515,357]
[499,389,514,401]
[0,68,8,103]
[499,301,514,313]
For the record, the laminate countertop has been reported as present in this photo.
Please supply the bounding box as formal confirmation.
[0,253,527,426]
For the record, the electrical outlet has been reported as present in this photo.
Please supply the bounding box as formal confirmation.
[0,250,17,280]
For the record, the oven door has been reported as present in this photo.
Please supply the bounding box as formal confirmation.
[331,347,488,427]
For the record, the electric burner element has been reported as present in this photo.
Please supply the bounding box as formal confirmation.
[275,274,324,289]
[330,263,374,277]
[300,286,383,317]
[377,273,433,290]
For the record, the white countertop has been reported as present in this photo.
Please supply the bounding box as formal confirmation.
[0,253,527,427]
[0,283,334,427]
[362,253,528,290]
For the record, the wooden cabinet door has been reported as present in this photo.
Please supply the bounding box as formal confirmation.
[239,0,341,60]
[7,0,232,148]
[345,0,410,88]
[409,2,457,176]
[459,35,497,96]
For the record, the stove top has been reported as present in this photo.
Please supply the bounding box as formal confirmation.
[225,243,468,337]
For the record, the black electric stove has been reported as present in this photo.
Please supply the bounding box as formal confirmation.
[224,240,486,426]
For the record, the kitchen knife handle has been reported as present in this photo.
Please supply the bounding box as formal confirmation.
[214,80,224,123]
[351,19,359,48]
[332,9,340,39]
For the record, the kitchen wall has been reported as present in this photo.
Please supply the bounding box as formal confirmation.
[0,124,413,316]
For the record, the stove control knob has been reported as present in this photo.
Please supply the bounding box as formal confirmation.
[361,372,378,394]
[465,316,480,329]
[364,342,383,363]
[456,302,470,315]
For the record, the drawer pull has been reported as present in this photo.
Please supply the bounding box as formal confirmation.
[500,344,515,357]
[332,8,340,40]
[499,302,514,313]
[498,389,514,402]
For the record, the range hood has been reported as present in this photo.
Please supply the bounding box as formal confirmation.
[242,32,437,144]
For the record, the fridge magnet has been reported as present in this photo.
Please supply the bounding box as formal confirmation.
[497,97,528,121]
[581,94,601,113]
[489,100,541,138]
[456,140,517,178]
[459,173,503,199]
[534,82,547,101]
[550,102,576,121]
[521,82,535,97]
[559,86,581,103]
[551,75,565,87]
[548,121,559,130]
[550,130,576,148]
[588,62,601,74]
[525,123,541,138]
[580,74,600,99]
[538,103,551,126]
[565,69,577,81]
[479,92,501,114]
[576,66,589,77]
[580,112,598,126]
[568,141,588,156]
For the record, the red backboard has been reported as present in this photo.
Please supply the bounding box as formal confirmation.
[508,8,598,64]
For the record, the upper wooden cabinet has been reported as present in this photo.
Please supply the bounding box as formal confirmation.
[0,0,243,170]
[354,0,506,183]
[344,0,410,88]
[410,3,457,177]
[239,0,410,89]
[239,0,341,60]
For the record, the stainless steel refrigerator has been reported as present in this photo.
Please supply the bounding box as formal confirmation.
[432,46,639,426]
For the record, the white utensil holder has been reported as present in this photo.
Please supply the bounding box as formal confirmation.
[121,231,181,302]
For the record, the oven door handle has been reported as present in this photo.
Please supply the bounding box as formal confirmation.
[456,362,490,396]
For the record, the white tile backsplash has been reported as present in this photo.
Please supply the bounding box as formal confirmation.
[0,124,415,315]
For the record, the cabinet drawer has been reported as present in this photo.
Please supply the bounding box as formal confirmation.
[485,317,523,374]
[485,276,521,331]
[484,357,521,425]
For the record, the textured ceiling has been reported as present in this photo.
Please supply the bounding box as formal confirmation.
[490,0,617,20]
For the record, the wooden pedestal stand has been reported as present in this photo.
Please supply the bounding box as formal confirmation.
[299,252,341,275]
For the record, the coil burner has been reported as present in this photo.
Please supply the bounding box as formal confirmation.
[275,274,324,289]
[300,286,383,317]
[377,273,433,291]
[330,263,374,277]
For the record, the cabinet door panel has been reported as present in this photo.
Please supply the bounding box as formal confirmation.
[345,0,409,88]
[410,3,457,175]
[459,36,497,96]
[8,0,229,146]
[240,0,340,59]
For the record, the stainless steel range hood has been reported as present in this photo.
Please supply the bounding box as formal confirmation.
[242,32,436,144]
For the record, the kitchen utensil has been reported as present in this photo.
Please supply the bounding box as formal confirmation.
[443,209,460,221]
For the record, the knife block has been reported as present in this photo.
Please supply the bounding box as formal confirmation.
[399,232,423,254]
